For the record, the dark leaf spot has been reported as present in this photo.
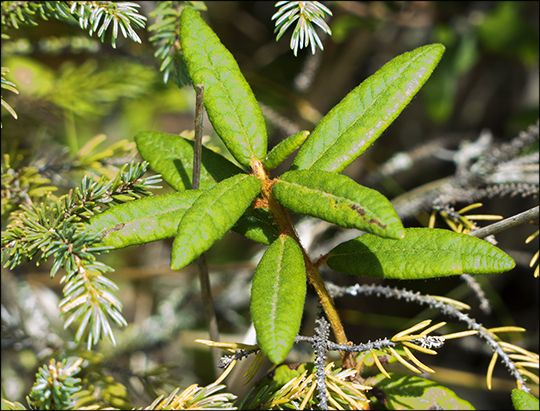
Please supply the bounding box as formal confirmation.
[351,204,365,216]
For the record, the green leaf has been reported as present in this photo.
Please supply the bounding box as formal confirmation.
[291,44,445,173]
[512,389,539,410]
[87,191,202,249]
[180,8,267,168]
[232,204,280,245]
[273,170,405,239]
[370,373,475,410]
[171,174,262,270]
[251,235,307,364]
[326,227,515,279]
[264,130,310,170]
[136,132,278,244]
[135,131,243,191]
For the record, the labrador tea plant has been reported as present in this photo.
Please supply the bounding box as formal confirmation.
[89,7,533,409]
[2,5,538,411]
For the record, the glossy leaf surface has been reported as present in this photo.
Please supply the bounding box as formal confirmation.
[327,227,515,279]
[371,373,474,410]
[88,191,202,249]
[251,235,306,364]
[273,170,405,239]
[171,174,261,270]
[180,8,267,168]
[291,44,445,173]
[135,131,243,191]
[264,130,310,170]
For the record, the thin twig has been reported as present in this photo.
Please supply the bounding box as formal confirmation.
[469,206,539,238]
[193,84,221,374]
[314,317,330,410]
[391,121,539,220]
[326,282,531,392]
[460,274,491,315]
[192,85,204,190]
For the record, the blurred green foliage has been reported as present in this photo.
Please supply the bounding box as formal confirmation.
[477,1,539,64]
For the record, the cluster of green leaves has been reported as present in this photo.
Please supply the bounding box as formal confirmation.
[1,1,69,29]
[86,8,515,368]
[2,3,535,409]
[1,154,56,222]
[27,359,83,410]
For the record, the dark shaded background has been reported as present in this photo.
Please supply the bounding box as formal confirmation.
[2,1,538,409]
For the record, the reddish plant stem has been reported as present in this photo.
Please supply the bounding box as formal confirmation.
[251,158,354,367]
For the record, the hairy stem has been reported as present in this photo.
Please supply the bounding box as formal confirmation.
[305,263,356,368]
[469,205,539,238]
[251,158,353,367]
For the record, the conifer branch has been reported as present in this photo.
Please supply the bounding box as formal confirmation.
[391,121,539,220]
[272,1,332,56]
[148,1,206,87]
[326,282,535,392]
[2,161,161,348]
[1,1,146,49]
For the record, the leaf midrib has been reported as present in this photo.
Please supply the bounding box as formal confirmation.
[196,39,258,163]
[305,47,434,169]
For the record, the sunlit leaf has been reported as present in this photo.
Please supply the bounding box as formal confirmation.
[180,8,267,168]
[291,44,445,173]
[88,191,202,249]
[327,227,515,279]
[171,174,262,270]
[264,130,310,170]
[135,131,243,191]
[273,170,404,239]
[370,373,475,410]
[251,235,306,364]
[512,388,539,411]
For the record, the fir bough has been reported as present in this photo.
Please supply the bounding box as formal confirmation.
[1,1,146,49]
[2,160,161,348]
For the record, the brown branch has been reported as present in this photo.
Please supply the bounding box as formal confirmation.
[192,84,221,374]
